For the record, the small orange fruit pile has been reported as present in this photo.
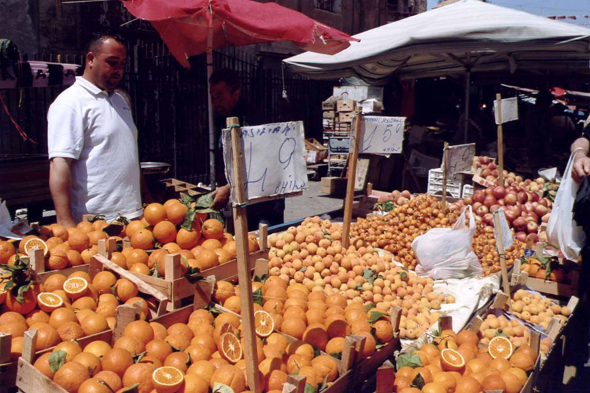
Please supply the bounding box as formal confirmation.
[396,327,539,393]
[511,289,571,331]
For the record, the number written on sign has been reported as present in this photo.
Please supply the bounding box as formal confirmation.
[222,121,308,204]
[354,116,406,155]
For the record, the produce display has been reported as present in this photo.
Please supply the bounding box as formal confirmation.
[510,289,571,329]
[394,325,544,393]
[351,194,526,275]
[519,254,570,283]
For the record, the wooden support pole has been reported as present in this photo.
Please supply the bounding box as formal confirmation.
[165,254,183,309]
[442,142,449,213]
[496,93,505,187]
[375,360,395,393]
[342,108,363,249]
[0,333,12,363]
[285,375,307,393]
[30,248,45,273]
[227,117,261,393]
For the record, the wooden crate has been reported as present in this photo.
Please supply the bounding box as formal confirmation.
[511,258,580,298]
[14,289,215,393]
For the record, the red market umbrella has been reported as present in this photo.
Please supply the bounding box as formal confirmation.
[123,0,358,186]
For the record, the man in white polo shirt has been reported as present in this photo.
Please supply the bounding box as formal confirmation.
[48,34,144,226]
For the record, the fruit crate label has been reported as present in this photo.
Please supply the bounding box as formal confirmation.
[493,209,514,253]
[353,116,405,155]
[222,121,308,204]
[443,143,476,177]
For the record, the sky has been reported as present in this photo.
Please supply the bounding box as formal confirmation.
[426,0,590,27]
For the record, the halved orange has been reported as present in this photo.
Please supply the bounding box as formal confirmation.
[440,348,466,372]
[37,292,64,312]
[152,366,184,393]
[63,277,89,299]
[24,238,48,257]
[219,332,243,364]
[214,322,237,344]
[254,310,274,338]
[488,336,513,360]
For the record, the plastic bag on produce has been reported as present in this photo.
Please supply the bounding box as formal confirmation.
[412,205,483,279]
[547,153,586,262]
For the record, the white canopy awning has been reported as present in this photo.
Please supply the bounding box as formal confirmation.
[283,0,590,85]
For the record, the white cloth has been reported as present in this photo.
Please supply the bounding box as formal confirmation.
[48,76,142,222]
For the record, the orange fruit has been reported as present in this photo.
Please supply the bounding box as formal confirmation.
[501,370,525,393]
[223,296,241,314]
[34,352,55,379]
[177,228,201,250]
[0,240,16,263]
[131,229,154,250]
[455,376,482,393]
[96,302,118,319]
[166,202,188,225]
[311,355,338,382]
[215,313,241,329]
[515,344,537,362]
[126,220,147,238]
[286,353,311,374]
[202,219,224,240]
[81,313,109,335]
[422,382,448,393]
[192,335,217,354]
[507,367,528,384]
[144,203,167,225]
[201,239,222,251]
[25,309,49,327]
[63,277,89,299]
[210,364,246,392]
[66,250,84,266]
[34,324,60,350]
[24,237,48,256]
[440,348,465,372]
[76,221,94,233]
[78,378,112,393]
[114,278,138,302]
[72,296,98,311]
[164,352,191,373]
[163,242,182,253]
[93,371,123,391]
[81,248,98,264]
[222,242,237,259]
[325,293,347,308]
[126,249,149,268]
[147,339,174,363]
[109,252,127,269]
[213,248,232,264]
[122,363,155,392]
[49,307,77,329]
[165,334,192,351]
[37,292,64,313]
[151,322,169,340]
[129,263,150,275]
[266,369,288,391]
[0,311,24,325]
[456,330,479,347]
[180,374,209,393]
[482,374,507,391]
[219,333,243,363]
[489,336,513,360]
[186,343,212,363]
[56,320,85,341]
[115,335,146,355]
[43,274,68,292]
[53,361,89,392]
[187,360,215,384]
[101,348,134,377]
[0,321,27,338]
[92,271,117,294]
[153,220,178,244]
[73,352,102,376]
[280,318,307,340]
[510,352,534,371]
[46,248,69,270]
[88,231,108,246]
[254,310,275,338]
[68,229,90,252]
[490,357,511,373]
[152,366,184,392]
[124,320,155,346]
[374,320,394,343]
[53,340,83,362]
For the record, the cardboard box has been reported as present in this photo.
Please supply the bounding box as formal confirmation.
[334,86,384,102]
[323,110,336,119]
[337,100,356,112]
[305,138,328,163]
[321,177,347,196]
[322,95,339,110]
[360,98,383,114]
[339,112,354,123]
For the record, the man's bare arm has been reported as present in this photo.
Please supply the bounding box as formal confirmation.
[49,157,77,227]
[571,137,590,183]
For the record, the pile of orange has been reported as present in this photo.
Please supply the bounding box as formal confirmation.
[395,328,538,393]
[30,305,337,393]
[0,269,150,361]
[263,216,446,341]
[478,313,552,357]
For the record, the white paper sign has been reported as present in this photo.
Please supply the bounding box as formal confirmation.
[222,121,308,203]
[494,97,519,124]
[493,210,514,252]
[354,116,406,155]
[444,143,476,176]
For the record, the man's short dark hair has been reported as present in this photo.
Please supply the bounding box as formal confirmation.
[209,68,242,93]
[87,32,127,54]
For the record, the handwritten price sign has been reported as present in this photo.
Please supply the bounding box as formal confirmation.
[222,121,308,204]
[444,143,476,176]
[354,116,406,155]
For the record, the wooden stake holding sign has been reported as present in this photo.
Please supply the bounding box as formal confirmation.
[342,112,407,248]
[494,94,518,187]
[226,117,262,393]
[441,142,449,213]
[342,108,363,249]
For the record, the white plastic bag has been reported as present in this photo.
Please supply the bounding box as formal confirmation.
[412,206,483,279]
[547,153,586,262]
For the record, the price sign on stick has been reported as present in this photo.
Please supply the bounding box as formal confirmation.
[222,121,308,204]
[444,143,476,176]
[354,116,406,155]
[494,97,519,124]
